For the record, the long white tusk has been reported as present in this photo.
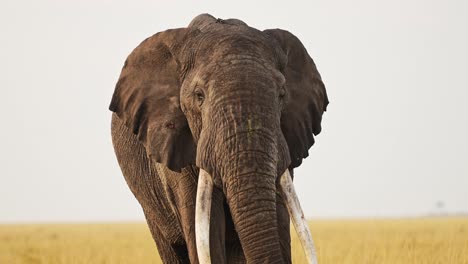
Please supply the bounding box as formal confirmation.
[195,169,213,264]
[280,169,318,264]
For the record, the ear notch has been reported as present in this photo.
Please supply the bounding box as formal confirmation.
[109,28,196,172]
[264,29,329,168]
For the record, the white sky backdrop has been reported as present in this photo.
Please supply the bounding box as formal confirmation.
[1,0,467,222]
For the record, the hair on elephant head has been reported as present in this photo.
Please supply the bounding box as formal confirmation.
[110,13,328,264]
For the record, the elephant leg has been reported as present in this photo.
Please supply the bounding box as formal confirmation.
[226,242,245,264]
[144,208,190,263]
[112,114,188,262]
[159,165,227,264]
[209,186,227,263]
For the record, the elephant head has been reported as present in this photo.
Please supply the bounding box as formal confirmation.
[110,14,328,263]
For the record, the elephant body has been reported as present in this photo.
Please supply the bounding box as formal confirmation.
[110,14,328,263]
[112,113,290,263]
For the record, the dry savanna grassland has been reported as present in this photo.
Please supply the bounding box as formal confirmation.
[1,217,467,264]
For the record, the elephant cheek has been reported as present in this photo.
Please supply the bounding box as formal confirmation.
[276,130,292,176]
[195,129,223,187]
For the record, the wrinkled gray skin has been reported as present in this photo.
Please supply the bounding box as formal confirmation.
[110,14,328,263]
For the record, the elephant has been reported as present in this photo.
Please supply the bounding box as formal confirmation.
[109,14,328,264]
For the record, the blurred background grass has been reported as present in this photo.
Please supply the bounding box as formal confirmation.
[1,218,467,264]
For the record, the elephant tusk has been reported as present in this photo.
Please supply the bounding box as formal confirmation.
[195,169,213,264]
[280,169,318,264]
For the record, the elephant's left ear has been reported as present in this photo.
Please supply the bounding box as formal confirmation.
[264,29,329,168]
[109,28,196,172]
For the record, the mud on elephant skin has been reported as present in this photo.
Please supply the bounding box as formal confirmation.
[110,13,328,264]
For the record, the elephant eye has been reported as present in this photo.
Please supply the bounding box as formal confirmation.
[194,89,205,106]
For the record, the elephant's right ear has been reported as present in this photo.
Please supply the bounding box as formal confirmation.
[109,28,196,172]
[264,29,329,169]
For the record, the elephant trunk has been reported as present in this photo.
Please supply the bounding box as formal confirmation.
[221,130,284,263]
[196,65,287,262]
[225,164,283,262]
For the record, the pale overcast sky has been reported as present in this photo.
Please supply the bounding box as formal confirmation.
[1,0,467,222]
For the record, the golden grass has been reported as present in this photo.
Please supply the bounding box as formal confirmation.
[1,218,467,264]
[292,218,468,264]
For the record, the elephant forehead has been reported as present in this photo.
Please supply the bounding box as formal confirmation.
[220,54,278,73]
[188,13,217,30]
[186,27,275,59]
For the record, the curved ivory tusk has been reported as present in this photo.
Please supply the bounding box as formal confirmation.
[280,169,318,264]
[195,169,213,264]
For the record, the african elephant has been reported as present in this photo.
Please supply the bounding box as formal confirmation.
[110,14,328,264]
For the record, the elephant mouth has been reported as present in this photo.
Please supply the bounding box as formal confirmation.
[194,168,318,264]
